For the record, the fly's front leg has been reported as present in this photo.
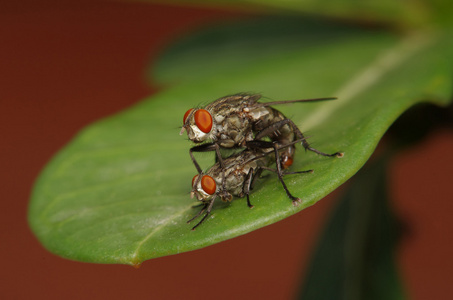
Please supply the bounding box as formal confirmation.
[190,197,216,230]
[210,144,230,201]
[187,202,208,224]
[189,143,225,169]
[189,143,228,197]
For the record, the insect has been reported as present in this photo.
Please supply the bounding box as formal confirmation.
[181,93,343,194]
[188,139,312,230]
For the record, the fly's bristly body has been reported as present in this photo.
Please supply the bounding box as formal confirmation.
[181,93,258,147]
[191,149,271,203]
[181,93,342,172]
[188,140,312,230]
[181,93,344,230]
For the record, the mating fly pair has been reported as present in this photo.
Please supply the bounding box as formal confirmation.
[181,93,343,229]
[189,140,312,230]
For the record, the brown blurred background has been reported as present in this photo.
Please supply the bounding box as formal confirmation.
[1,1,452,299]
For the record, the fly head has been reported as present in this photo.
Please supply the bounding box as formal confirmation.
[181,108,216,143]
[191,174,218,201]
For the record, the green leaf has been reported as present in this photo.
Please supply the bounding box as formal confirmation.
[299,154,405,300]
[134,0,453,28]
[28,17,452,265]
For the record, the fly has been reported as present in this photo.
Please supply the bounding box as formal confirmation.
[188,139,312,230]
[181,93,343,194]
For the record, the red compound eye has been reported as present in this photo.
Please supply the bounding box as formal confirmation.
[282,156,293,169]
[201,175,216,195]
[194,109,212,133]
[192,175,199,187]
[183,109,194,125]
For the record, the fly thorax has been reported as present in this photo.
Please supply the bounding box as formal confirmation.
[224,174,237,192]
[214,114,225,124]
[219,137,235,148]
[247,107,270,123]
[222,114,250,145]
[244,131,254,144]
[223,168,245,197]
[246,160,258,171]
[252,107,285,133]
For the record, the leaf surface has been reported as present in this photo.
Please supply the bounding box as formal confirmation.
[133,0,453,27]
[29,18,452,265]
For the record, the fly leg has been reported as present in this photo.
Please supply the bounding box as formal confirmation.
[245,139,293,172]
[189,197,216,230]
[245,140,275,152]
[254,119,292,140]
[189,143,224,172]
[250,167,264,191]
[255,119,343,158]
[272,142,301,205]
[246,140,305,205]
[243,167,264,208]
[187,203,208,224]
[286,119,343,158]
[261,164,314,206]
[189,143,229,199]
[284,169,314,175]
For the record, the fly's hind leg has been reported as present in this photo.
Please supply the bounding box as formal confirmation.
[271,142,301,205]
[286,119,343,158]
[255,118,343,158]
[245,140,312,206]
[248,141,305,205]
[254,119,292,141]
[243,167,264,209]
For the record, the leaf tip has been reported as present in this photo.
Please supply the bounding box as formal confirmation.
[131,262,142,269]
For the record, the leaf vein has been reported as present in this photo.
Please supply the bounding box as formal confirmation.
[302,33,434,131]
